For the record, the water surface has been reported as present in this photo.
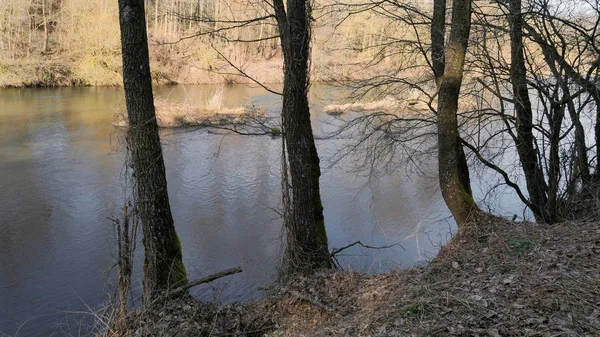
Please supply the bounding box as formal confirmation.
[0,85,521,336]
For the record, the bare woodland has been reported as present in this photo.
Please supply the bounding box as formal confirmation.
[3,0,600,334]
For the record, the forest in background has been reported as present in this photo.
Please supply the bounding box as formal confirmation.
[0,0,401,87]
[3,0,600,247]
[3,0,600,234]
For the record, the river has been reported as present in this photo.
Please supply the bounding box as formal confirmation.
[0,84,525,336]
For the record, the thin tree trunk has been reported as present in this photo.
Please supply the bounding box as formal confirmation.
[431,0,446,87]
[436,0,480,225]
[117,0,187,302]
[273,0,331,276]
[27,2,33,58]
[523,21,600,177]
[508,0,550,222]
[562,81,590,184]
[546,102,563,217]
[42,0,49,53]
[543,56,575,219]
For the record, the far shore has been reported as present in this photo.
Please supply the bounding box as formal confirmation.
[0,58,285,89]
[0,55,420,89]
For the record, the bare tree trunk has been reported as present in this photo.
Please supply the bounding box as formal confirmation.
[27,3,33,58]
[523,21,600,177]
[115,202,134,322]
[117,0,187,302]
[559,78,590,190]
[273,0,331,276]
[508,0,550,222]
[562,81,590,184]
[436,0,480,225]
[543,54,574,220]
[546,102,564,218]
[431,0,446,87]
[42,0,49,53]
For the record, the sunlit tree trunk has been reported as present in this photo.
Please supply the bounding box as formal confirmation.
[41,0,49,53]
[27,6,33,57]
[273,0,331,276]
[117,0,187,302]
[436,0,480,225]
[154,0,158,28]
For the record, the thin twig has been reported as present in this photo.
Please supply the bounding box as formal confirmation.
[330,240,405,256]
[167,267,242,298]
[280,287,335,313]
[212,46,282,96]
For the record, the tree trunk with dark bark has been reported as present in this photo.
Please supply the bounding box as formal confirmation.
[431,0,446,87]
[117,0,187,302]
[562,81,590,185]
[436,0,480,225]
[546,102,564,218]
[508,0,551,222]
[273,0,331,276]
[523,21,600,178]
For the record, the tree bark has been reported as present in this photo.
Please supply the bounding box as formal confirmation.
[117,0,187,302]
[508,0,551,222]
[436,0,480,225]
[431,0,446,87]
[562,81,590,185]
[546,102,563,218]
[542,51,572,221]
[273,0,331,276]
[42,0,49,53]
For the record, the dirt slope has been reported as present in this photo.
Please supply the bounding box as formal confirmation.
[114,216,600,337]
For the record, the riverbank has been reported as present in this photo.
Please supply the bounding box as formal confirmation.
[0,57,285,88]
[0,53,409,89]
[107,215,600,336]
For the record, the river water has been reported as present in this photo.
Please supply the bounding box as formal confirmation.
[0,84,525,336]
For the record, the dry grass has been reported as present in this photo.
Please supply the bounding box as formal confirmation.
[114,95,264,128]
[100,295,273,337]
[0,59,80,88]
[323,96,429,115]
[104,215,600,336]
[266,215,600,336]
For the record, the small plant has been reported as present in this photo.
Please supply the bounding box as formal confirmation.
[270,127,281,136]
[493,263,514,274]
[400,303,428,319]
[509,236,534,253]
[206,85,225,111]
[42,68,54,82]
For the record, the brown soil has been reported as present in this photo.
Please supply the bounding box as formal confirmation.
[110,215,600,336]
